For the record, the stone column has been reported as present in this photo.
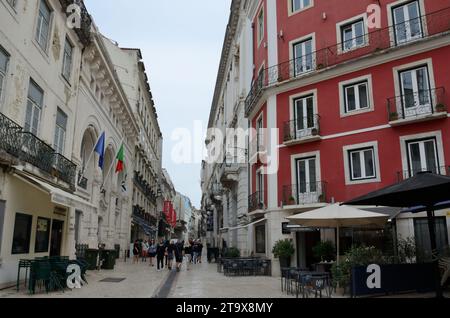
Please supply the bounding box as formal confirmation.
[64,207,77,259]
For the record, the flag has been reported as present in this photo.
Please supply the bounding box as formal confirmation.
[94,132,106,169]
[170,203,177,227]
[115,144,125,173]
[163,201,171,221]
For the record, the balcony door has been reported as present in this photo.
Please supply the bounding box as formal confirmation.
[399,66,431,117]
[406,138,439,177]
[256,170,264,207]
[296,157,318,204]
[293,38,313,76]
[393,1,423,45]
[294,95,315,139]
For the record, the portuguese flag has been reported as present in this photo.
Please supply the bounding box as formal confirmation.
[115,144,125,173]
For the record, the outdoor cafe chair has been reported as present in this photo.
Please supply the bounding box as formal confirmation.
[297,273,332,298]
[17,259,32,291]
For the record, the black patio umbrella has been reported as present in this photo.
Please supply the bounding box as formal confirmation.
[344,171,450,298]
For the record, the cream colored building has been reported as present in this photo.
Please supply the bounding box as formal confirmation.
[0,0,142,288]
[101,37,164,242]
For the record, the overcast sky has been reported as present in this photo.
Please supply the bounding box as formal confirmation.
[85,1,232,208]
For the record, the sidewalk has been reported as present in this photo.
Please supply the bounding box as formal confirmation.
[0,259,168,298]
[168,260,294,298]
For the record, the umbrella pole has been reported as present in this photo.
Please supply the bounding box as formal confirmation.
[337,225,340,266]
[426,208,442,298]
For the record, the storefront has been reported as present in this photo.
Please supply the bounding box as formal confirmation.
[0,171,94,288]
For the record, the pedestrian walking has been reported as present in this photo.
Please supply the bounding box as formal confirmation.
[167,240,175,270]
[156,239,166,271]
[133,240,140,264]
[184,242,192,271]
[148,239,157,267]
[197,240,203,264]
[141,239,149,262]
[164,239,169,266]
[192,241,199,264]
[175,240,184,272]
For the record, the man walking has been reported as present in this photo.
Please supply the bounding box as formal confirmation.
[156,239,166,271]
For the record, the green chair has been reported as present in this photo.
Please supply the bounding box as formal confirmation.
[17,259,32,292]
[29,260,52,295]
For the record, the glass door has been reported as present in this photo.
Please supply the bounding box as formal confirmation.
[293,39,313,76]
[400,66,431,117]
[294,95,315,139]
[393,1,423,45]
[296,157,318,204]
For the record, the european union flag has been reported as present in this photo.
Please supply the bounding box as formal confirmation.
[94,132,106,169]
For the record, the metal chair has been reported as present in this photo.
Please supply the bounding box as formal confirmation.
[17,259,32,291]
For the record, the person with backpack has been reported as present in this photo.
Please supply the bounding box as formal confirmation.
[148,239,157,267]
[174,240,184,272]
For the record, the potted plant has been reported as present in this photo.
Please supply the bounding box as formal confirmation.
[435,103,447,113]
[311,128,319,136]
[312,241,336,262]
[318,194,326,203]
[317,63,325,70]
[272,239,295,270]
[389,111,399,121]
[288,196,296,205]
[224,247,241,258]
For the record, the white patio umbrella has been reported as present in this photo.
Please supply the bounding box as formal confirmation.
[287,204,389,265]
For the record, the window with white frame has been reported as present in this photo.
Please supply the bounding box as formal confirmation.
[256,170,264,204]
[399,65,431,115]
[406,138,439,176]
[293,38,313,76]
[0,47,9,102]
[54,108,67,155]
[35,0,52,51]
[256,115,264,151]
[257,8,264,45]
[344,81,369,113]
[25,79,43,136]
[341,19,366,51]
[291,0,311,13]
[293,95,316,137]
[348,147,377,181]
[62,37,73,82]
[392,0,423,45]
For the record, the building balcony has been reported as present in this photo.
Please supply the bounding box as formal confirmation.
[283,115,322,146]
[245,7,450,118]
[59,0,93,46]
[133,171,157,204]
[387,87,447,126]
[0,112,77,190]
[248,191,266,213]
[282,182,328,209]
[219,160,241,188]
[396,166,450,183]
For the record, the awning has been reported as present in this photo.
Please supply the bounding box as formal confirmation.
[132,215,157,235]
[228,218,266,231]
[13,171,95,210]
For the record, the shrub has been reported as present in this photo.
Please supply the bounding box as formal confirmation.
[272,239,295,258]
[312,241,336,262]
[225,247,240,258]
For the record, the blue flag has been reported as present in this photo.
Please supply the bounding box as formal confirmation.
[94,132,106,169]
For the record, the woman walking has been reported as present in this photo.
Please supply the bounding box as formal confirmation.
[174,240,184,272]
[148,239,157,267]
[133,240,140,264]
[141,240,149,262]
[156,239,166,271]
[167,240,175,270]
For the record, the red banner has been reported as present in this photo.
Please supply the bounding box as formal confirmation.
[163,201,171,222]
[170,202,177,227]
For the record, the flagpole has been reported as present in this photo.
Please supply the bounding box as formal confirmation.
[101,137,125,191]
[79,132,105,180]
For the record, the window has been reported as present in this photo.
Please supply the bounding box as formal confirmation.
[348,147,376,181]
[414,217,448,261]
[12,213,33,254]
[392,1,423,45]
[255,224,266,254]
[0,47,9,102]
[256,116,264,151]
[54,108,67,154]
[406,138,439,176]
[296,156,317,194]
[25,80,43,135]
[294,95,315,137]
[293,38,313,76]
[35,217,50,253]
[291,0,311,13]
[62,38,73,81]
[256,170,264,205]
[35,0,52,51]
[257,8,264,45]
[399,66,431,116]
[341,19,366,51]
[344,81,369,113]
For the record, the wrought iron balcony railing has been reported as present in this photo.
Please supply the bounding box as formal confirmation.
[396,166,450,182]
[248,191,266,213]
[0,112,77,189]
[283,115,321,143]
[245,7,450,117]
[282,181,328,206]
[133,171,157,204]
[387,87,446,121]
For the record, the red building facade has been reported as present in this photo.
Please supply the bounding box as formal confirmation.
[245,0,450,269]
